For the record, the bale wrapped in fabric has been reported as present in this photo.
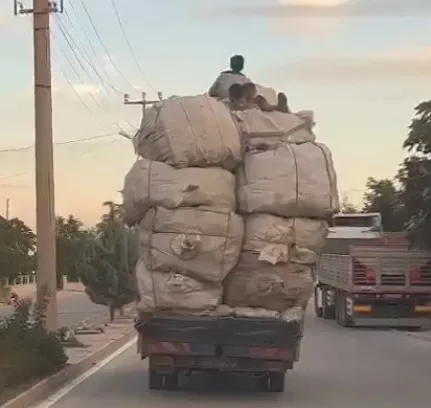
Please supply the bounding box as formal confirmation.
[232,110,315,149]
[237,142,339,218]
[122,159,236,226]
[135,258,222,314]
[133,95,241,170]
[223,252,314,312]
[138,206,244,283]
[243,214,328,265]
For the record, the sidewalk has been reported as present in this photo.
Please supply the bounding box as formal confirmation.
[1,312,136,408]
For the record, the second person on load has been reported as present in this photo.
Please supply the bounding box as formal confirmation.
[242,82,291,113]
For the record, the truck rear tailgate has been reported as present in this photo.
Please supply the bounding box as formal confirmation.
[137,316,302,362]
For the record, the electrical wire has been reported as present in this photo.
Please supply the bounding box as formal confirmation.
[52,16,137,130]
[77,0,138,91]
[0,133,117,154]
[55,13,122,97]
[0,137,122,182]
[109,0,157,94]
[64,6,124,95]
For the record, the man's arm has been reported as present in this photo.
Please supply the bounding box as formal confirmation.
[208,75,221,97]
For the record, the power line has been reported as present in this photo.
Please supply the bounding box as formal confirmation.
[109,0,156,94]
[0,133,117,154]
[0,137,121,182]
[52,21,106,110]
[77,0,137,91]
[55,13,122,97]
[63,6,123,95]
[51,27,130,132]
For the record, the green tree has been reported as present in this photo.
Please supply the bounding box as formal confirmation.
[363,177,405,232]
[55,215,93,290]
[340,196,359,214]
[0,216,36,281]
[79,203,139,321]
[398,100,431,248]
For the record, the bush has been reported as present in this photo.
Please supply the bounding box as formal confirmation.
[0,292,68,393]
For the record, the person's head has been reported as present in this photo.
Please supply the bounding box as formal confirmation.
[228,83,244,102]
[230,55,244,73]
[242,82,257,101]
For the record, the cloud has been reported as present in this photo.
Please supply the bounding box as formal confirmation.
[277,47,431,83]
[270,1,346,37]
[202,0,431,19]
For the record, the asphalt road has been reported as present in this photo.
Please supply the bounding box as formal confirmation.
[37,309,431,408]
[0,292,109,327]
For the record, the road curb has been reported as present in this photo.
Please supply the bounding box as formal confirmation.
[1,329,137,408]
[406,332,431,343]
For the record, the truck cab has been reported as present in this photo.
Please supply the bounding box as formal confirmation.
[329,212,383,240]
[324,212,384,254]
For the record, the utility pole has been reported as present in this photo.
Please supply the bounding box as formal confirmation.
[14,0,64,331]
[5,198,10,220]
[123,91,163,119]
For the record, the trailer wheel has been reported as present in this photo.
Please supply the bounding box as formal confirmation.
[322,287,335,320]
[268,372,285,392]
[148,369,164,390]
[314,285,323,318]
[335,291,351,327]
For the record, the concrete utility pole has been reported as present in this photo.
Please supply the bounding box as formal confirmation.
[14,0,64,331]
[5,198,10,220]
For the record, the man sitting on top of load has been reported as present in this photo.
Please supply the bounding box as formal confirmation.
[208,54,290,113]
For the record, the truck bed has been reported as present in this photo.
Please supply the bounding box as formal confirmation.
[318,246,431,293]
[139,315,302,348]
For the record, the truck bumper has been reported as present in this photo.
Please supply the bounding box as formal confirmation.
[349,317,430,327]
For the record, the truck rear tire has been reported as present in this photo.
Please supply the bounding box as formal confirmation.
[314,286,323,318]
[164,373,180,390]
[148,370,179,390]
[268,372,285,392]
[335,291,351,327]
[148,369,164,390]
[322,287,335,320]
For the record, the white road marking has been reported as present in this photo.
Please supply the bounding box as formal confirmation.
[32,336,137,408]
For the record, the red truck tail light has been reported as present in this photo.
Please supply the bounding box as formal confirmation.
[409,268,421,283]
[410,261,431,286]
[365,267,376,284]
[352,258,376,285]
[147,341,190,355]
[249,347,293,361]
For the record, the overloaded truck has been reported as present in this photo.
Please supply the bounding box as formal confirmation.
[123,88,339,392]
[314,213,431,327]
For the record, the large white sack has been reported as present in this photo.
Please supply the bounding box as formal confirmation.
[237,142,340,218]
[136,259,222,314]
[233,110,315,149]
[138,207,244,283]
[122,159,236,225]
[133,95,241,170]
[244,214,328,265]
[223,252,314,312]
[255,85,278,106]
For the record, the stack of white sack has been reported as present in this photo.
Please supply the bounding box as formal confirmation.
[124,95,245,315]
[223,111,339,319]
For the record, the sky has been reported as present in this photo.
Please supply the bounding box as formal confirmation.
[1,0,431,228]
